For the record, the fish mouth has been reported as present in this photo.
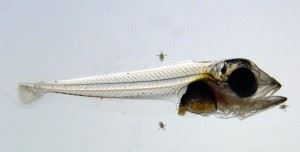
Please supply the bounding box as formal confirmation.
[262,96,287,104]
[229,78,287,119]
[254,78,287,107]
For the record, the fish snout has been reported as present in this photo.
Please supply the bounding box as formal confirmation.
[271,78,281,89]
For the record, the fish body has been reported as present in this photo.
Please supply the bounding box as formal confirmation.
[19,58,287,119]
[19,60,212,102]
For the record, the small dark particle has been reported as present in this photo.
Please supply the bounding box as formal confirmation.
[54,80,58,83]
[159,121,165,130]
[279,104,288,111]
[157,51,166,62]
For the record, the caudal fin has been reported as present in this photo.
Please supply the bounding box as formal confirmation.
[18,82,44,104]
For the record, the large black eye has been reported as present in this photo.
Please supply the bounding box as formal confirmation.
[228,68,257,97]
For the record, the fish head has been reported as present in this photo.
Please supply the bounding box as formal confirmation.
[206,58,287,119]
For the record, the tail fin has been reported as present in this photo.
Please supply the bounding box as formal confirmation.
[18,82,44,104]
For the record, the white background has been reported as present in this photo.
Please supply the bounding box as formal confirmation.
[1,0,299,151]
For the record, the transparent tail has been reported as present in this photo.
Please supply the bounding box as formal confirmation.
[18,82,44,104]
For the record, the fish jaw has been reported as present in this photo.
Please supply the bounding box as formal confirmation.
[207,76,287,119]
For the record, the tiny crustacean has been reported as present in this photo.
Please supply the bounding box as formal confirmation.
[18,58,287,119]
[159,121,165,130]
[157,51,167,62]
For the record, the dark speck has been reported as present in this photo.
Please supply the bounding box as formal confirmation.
[159,121,165,130]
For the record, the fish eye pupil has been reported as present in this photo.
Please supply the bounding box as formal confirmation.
[228,68,257,97]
